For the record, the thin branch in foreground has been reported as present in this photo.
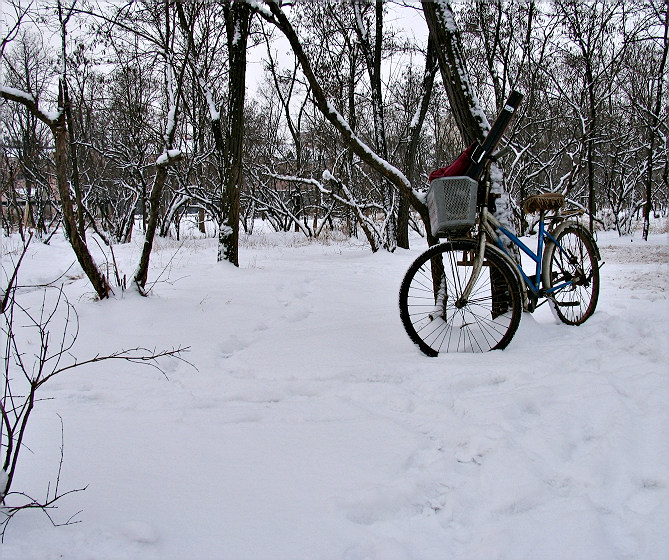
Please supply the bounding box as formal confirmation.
[1,414,86,542]
[2,257,196,540]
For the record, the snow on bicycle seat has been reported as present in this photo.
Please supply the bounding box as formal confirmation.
[523,193,565,214]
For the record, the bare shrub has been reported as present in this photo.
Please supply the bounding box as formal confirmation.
[0,236,190,539]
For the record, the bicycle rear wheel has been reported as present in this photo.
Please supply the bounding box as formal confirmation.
[542,224,600,325]
[399,240,523,355]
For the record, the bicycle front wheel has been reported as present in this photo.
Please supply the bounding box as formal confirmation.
[399,240,522,355]
[542,224,600,325]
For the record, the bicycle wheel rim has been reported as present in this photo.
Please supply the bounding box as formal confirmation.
[399,240,522,355]
[544,228,599,325]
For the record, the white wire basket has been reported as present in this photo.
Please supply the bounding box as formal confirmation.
[427,176,478,237]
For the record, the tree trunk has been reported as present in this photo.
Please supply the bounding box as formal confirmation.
[52,102,110,299]
[421,1,488,145]
[643,4,668,240]
[134,163,170,288]
[422,0,519,257]
[62,78,86,241]
[399,38,438,248]
[133,0,184,289]
[218,0,250,266]
[199,207,206,234]
[422,0,519,314]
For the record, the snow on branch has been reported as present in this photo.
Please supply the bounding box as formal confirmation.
[320,169,384,251]
[241,0,274,20]
[434,0,458,33]
[200,79,220,122]
[322,100,414,195]
[255,0,426,215]
[0,84,62,125]
[429,1,490,136]
[156,149,182,167]
[352,1,369,43]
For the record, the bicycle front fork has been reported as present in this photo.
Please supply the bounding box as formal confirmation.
[454,228,488,308]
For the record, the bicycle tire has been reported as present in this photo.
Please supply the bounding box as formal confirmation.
[542,224,600,325]
[399,239,523,355]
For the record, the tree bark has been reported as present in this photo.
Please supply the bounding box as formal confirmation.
[258,2,430,235]
[0,84,111,299]
[218,0,251,266]
[421,1,488,145]
[52,90,110,299]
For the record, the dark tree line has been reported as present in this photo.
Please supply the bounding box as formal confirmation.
[1,0,667,295]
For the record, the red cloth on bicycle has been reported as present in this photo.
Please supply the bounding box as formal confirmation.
[428,143,475,182]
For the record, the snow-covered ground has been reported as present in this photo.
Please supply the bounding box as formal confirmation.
[1,223,667,559]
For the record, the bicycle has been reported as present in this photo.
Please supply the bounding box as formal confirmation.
[398,91,601,356]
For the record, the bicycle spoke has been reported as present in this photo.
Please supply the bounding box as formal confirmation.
[543,226,600,325]
[400,240,522,354]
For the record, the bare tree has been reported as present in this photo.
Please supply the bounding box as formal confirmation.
[395,40,439,247]
[118,0,188,290]
[1,237,189,537]
[0,31,57,240]
[1,83,111,299]
[639,0,668,239]
[553,0,625,231]
[352,0,397,249]
[422,0,519,259]
[252,0,438,252]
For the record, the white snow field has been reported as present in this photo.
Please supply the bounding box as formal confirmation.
[1,224,667,560]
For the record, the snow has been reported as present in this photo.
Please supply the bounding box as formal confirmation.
[155,149,182,166]
[322,169,334,182]
[44,110,63,122]
[1,224,667,559]
[242,0,274,20]
[201,80,220,122]
[0,84,35,104]
[324,100,413,195]
[0,84,62,123]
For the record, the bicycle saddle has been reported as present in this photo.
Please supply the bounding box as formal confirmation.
[523,193,565,214]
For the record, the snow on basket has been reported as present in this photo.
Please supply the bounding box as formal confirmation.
[426,176,478,237]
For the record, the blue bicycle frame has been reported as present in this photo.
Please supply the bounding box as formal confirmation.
[482,209,571,299]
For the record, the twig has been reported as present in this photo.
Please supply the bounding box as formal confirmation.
[0,232,33,314]
[143,241,186,296]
